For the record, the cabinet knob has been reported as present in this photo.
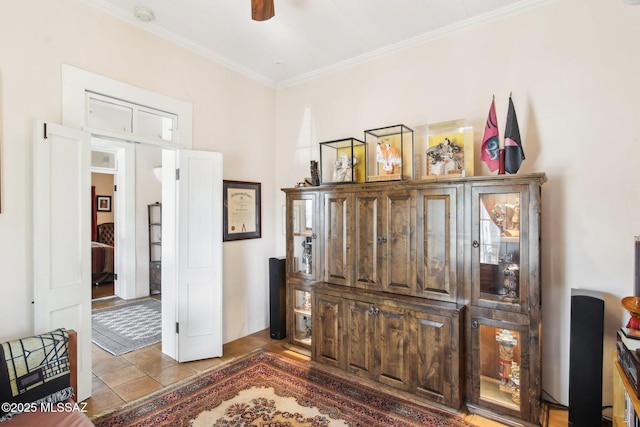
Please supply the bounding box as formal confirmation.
[312,233,317,239]
[471,320,479,329]
[472,240,479,248]
[377,236,388,244]
[368,307,380,315]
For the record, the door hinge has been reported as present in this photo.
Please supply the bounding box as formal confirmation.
[43,123,48,139]
[176,168,180,180]
[176,322,179,334]
[114,273,118,280]
[114,184,117,192]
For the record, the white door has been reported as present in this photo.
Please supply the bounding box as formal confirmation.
[162,149,223,362]
[33,120,92,401]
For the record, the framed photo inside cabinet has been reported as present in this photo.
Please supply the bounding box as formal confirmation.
[223,180,262,241]
[423,119,473,179]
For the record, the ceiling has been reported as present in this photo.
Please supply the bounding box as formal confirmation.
[84,0,551,88]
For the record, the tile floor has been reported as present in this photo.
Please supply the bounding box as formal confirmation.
[86,298,568,426]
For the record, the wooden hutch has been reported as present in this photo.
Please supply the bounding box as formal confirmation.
[283,173,545,426]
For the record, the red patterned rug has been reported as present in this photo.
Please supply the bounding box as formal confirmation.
[91,350,476,427]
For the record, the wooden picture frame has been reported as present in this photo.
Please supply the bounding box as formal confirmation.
[223,180,261,241]
[97,195,111,212]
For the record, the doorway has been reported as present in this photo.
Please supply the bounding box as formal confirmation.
[91,171,115,299]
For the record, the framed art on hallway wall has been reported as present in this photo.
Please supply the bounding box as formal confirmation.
[97,195,111,212]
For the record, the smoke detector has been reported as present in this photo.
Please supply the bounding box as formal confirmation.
[134,6,155,22]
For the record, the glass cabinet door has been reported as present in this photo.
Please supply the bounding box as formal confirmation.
[291,287,313,348]
[471,186,528,311]
[471,316,531,421]
[288,194,318,280]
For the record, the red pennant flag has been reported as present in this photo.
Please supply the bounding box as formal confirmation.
[481,97,500,172]
[504,96,525,174]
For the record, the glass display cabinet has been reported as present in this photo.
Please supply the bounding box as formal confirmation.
[289,285,313,349]
[472,189,528,312]
[365,124,414,182]
[284,190,319,355]
[470,317,531,420]
[467,176,544,425]
[319,138,367,184]
[287,194,318,281]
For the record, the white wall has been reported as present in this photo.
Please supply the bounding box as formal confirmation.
[274,0,640,405]
[0,0,276,345]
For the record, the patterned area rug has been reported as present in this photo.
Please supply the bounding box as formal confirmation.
[91,349,476,427]
[92,298,161,356]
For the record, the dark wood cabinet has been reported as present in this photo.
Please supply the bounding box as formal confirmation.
[416,184,463,302]
[283,173,545,424]
[314,284,463,408]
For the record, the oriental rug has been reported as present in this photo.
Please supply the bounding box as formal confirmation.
[91,298,161,356]
[91,349,476,427]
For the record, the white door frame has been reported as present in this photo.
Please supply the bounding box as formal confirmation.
[90,139,136,299]
[60,65,202,399]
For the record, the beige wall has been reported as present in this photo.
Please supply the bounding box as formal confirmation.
[0,0,276,346]
[274,0,640,405]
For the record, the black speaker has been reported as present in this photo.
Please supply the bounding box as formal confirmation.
[569,289,604,426]
[269,257,287,340]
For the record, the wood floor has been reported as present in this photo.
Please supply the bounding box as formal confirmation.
[86,297,568,426]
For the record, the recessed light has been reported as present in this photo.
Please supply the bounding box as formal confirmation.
[134,6,155,22]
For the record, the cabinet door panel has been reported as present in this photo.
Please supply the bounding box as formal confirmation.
[354,195,379,290]
[471,184,536,313]
[376,305,410,390]
[381,192,416,294]
[324,193,352,286]
[470,315,533,421]
[287,193,319,281]
[345,300,373,376]
[419,186,461,302]
[313,293,341,367]
[415,312,459,407]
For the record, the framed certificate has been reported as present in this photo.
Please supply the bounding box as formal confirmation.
[223,180,261,241]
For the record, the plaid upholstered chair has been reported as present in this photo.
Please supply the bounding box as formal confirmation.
[97,222,115,246]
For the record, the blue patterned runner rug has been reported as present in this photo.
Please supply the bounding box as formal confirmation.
[92,298,161,356]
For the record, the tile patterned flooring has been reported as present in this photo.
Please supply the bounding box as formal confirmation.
[86,298,568,426]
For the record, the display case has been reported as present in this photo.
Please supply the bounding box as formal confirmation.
[284,189,320,355]
[467,175,544,425]
[469,315,532,422]
[319,138,366,184]
[423,119,473,179]
[472,188,528,311]
[365,124,414,182]
[289,284,313,349]
[148,202,162,294]
[287,194,319,281]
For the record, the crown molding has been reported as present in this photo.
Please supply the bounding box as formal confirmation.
[83,0,556,90]
[276,0,557,89]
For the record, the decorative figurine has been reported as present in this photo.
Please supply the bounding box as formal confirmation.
[376,138,402,174]
[301,236,312,274]
[425,137,464,176]
[501,252,520,302]
[310,160,320,186]
[495,329,518,392]
[332,152,359,182]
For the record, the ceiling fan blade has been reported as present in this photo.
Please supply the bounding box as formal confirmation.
[252,0,274,21]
